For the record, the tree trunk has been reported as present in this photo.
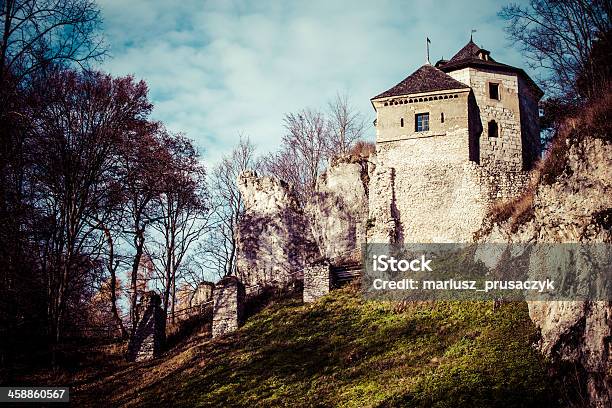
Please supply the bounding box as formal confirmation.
[130,228,145,332]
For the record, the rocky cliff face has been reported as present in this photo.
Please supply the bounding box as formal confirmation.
[236,171,319,294]
[478,121,612,407]
[307,156,370,263]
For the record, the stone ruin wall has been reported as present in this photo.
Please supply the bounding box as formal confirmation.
[177,281,214,308]
[236,171,320,294]
[303,263,332,303]
[307,156,370,264]
[235,157,371,293]
[237,146,533,275]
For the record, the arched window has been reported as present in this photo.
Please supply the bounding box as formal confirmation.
[488,120,499,138]
[440,112,445,123]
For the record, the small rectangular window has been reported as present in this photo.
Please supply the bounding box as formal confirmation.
[488,120,499,138]
[440,112,445,123]
[489,83,500,100]
[400,118,404,127]
[415,113,429,132]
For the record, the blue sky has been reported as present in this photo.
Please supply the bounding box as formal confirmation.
[97,0,535,164]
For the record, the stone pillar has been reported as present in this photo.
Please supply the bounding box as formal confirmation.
[303,263,332,303]
[127,291,166,362]
[212,276,246,338]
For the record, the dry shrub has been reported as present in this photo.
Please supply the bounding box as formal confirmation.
[537,130,569,185]
[488,190,535,233]
[349,140,375,158]
[539,86,611,185]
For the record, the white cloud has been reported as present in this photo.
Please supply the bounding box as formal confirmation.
[97,0,534,166]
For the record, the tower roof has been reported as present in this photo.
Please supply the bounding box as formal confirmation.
[438,40,543,97]
[440,39,502,70]
[448,40,483,63]
[372,64,469,100]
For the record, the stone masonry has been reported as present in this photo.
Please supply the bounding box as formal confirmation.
[212,276,246,338]
[367,40,542,243]
[191,281,214,306]
[303,263,332,303]
[127,291,166,362]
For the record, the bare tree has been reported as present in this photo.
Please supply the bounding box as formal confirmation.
[326,92,367,156]
[92,216,128,338]
[261,93,371,200]
[500,0,612,100]
[30,69,151,342]
[147,133,212,323]
[117,124,171,331]
[0,0,105,359]
[208,135,260,279]
[262,109,329,199]
[0,0,105,82]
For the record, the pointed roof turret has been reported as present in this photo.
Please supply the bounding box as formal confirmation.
[448,39,483,63]
[371,64,469,100]
[440,40,543,97]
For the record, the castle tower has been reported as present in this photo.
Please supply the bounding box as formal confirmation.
[437,40,543,170]
[368,40,542,243]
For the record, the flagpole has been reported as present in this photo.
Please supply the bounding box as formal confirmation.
[426,37,430,64]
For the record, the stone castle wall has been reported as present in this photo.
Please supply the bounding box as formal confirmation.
[236,171,319,294]
[473,165,533,201]
[367,152,532,244]
[518,77,542,169]
[236,65,539,282]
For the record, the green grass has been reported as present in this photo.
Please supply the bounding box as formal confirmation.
[108,286,559,408]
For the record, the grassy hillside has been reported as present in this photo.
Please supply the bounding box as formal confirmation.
[74,286,560,407]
